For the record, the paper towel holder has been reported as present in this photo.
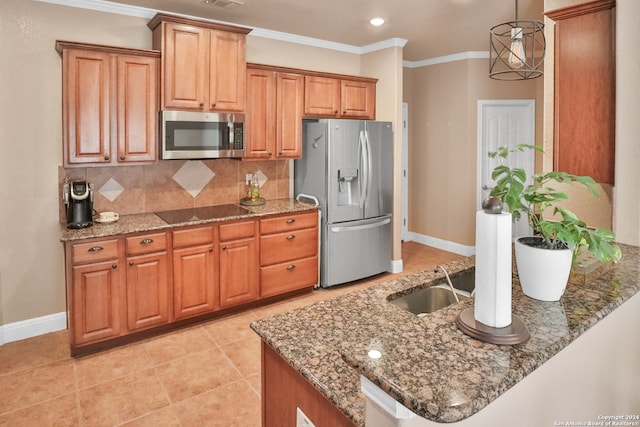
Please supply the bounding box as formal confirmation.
[456,308,529,345]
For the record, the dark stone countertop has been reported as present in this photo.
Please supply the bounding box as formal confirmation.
[59,198,318,242]
[250,244,640,426]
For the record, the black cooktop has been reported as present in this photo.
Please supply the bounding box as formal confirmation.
[155,204,250,224]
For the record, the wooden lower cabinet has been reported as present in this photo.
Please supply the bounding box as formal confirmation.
[219,220,259,308]
[71,259,123,345]
[173,244,216,320]
[262,341,356,427]
[65,209,318,354]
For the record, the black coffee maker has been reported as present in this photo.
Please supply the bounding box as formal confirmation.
[64,180,94,229]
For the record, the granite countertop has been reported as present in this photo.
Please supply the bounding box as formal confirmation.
[250,244,640,426]
[59,198,318,241]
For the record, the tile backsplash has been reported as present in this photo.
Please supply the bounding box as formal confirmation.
[59,159,291,222]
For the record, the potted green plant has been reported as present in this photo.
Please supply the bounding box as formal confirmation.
[488,144,621,301]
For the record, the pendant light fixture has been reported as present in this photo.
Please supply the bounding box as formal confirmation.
[489,0,545,80]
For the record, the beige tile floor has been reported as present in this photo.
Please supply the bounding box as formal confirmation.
[0,242,462,427]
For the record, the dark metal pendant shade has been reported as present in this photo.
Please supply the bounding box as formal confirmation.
[489,1,545,80]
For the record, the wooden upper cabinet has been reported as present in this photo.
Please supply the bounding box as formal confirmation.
[57,41,159,167]
[62,49,111,165]
[304,76,340,117]
[245,65,303,159]
[149,14,250,112]
[547,0,616,185]
[304,75,376,119]
[341,79,376,119]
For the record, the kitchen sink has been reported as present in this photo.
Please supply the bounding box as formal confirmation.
[389,269,474,316]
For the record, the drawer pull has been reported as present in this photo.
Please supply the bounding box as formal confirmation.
[286,218,295,224]
[286,264,296,270]
[209,247,214,252]
[129,261,134,267]
[222,245,227,250]
[88,246,104,253]
[286,234,296,240]
[112,264,117,269]
[140,239,154,245]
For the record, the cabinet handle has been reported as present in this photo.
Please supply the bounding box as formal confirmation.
[140,239,154,245]
[222,245,227,250]
[112,264,117,269]
[129,261,134,267]
[88,246,104,252]
[120,155,125,161]
[209,247,213,252]
[286,264,296,270]
[286,234,295,240]
[211,103,216,108]
[199,102,204,108]
[286,218,295,224]
[104,155,110,161]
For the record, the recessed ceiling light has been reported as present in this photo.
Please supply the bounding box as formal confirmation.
[369,17,386,27]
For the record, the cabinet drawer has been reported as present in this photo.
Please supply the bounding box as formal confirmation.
[260,211,318,235]
[173,226,214,248]
[126,232,168,256]
[71,239,119,264]
[219,220,255,242]
[260,256,318,297]
[260,227,318,266]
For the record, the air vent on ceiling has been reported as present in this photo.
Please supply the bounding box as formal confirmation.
[203,0,244,7]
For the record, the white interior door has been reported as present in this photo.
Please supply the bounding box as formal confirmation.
[477,100,535,239]
[401,102,409,241]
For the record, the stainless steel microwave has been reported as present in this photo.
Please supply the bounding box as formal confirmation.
[161,111,245,159]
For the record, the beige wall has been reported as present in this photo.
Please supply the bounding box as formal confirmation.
[403,60,540,247]
[0,0,401,328]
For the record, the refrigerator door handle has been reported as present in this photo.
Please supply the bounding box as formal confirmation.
[330,217,390,232]
[365,130,373,207]
[359,130,368,208]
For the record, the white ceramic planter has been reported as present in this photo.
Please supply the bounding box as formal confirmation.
[514,237,573,301]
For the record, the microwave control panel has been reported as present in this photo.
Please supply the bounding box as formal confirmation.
[233,125,244,150]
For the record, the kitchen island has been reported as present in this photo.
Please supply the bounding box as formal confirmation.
[250,244,640,426]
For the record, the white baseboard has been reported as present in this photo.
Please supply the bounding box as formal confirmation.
[389,258,404,274]
[0,312,67,346]
[406,232,476,257]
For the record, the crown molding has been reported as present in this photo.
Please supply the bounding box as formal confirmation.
[404,51,490,69]
[35,0,405,56]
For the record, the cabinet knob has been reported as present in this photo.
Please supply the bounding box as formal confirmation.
[222,245,227,250]
[120,155,125,161]
[88,246,104,252]
[286,234,295,240]
[211,103,216,108]
[286,218,295,224]
[140,239,154,245]
[209,247,213,252]
[112,264,117,269]
[199,102,204,108]
[129,261,134,267]
[286,264,296,270]
[104,155,110,161]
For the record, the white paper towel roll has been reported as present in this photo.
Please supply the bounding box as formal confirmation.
[474,210,512,328]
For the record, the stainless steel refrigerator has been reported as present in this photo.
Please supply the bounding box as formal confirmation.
[294,119,393,288]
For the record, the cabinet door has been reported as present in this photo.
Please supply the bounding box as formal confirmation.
[173,245,216,319]
[162,22,208,110]
[340,79,376,119]
[63,49,111,166]
[126,252,170,331]
[71,259,122,345]
[276,73,304,158]
[219,238,259,308]
[115,55,158,163]
[209,30,246,112]
[245,68,276,159]
[304,76,340,117]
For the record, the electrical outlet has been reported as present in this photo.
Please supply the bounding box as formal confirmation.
[296,407,316,427]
